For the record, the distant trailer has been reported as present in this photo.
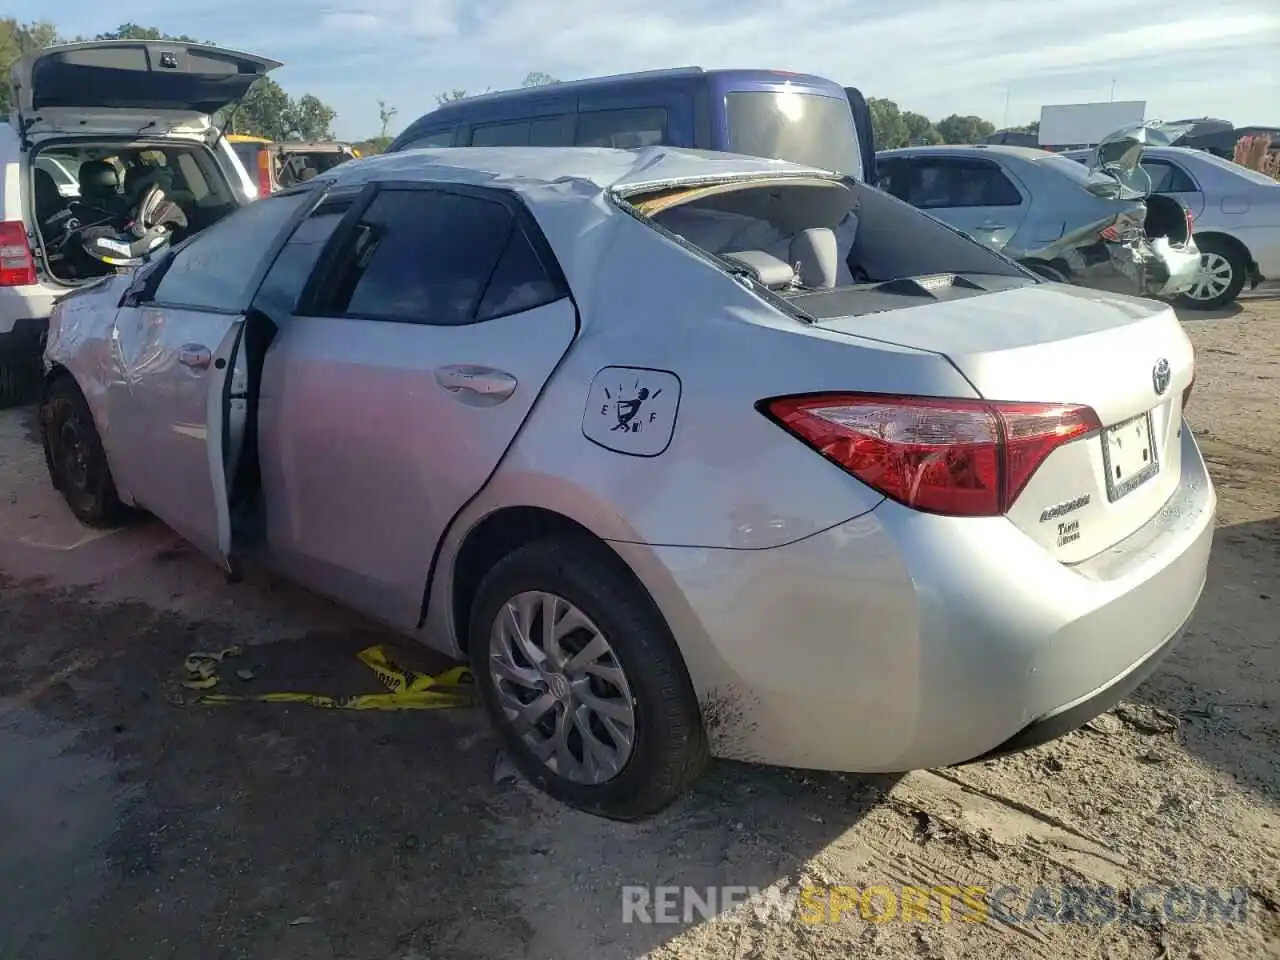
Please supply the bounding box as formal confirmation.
[1039,101,1146,147]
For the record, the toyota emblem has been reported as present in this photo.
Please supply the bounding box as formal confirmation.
[1152,358,1171,396]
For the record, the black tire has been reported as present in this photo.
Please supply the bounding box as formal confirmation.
[469,537,708,820]
[40,375,133,528]
[1178,236,1248,310]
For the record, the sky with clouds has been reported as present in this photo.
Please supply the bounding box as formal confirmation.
[15,0,1280,140]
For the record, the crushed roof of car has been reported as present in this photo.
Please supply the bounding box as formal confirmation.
[325,145,835,194]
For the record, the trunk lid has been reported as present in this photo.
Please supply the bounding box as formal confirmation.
[1085,120,1195,200]
[817,281,1195,561]
[11,41,281,137]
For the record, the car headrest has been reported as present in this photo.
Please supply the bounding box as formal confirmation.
[34,168,63,218]
[789,228,840,289]
[78,159,120,198]
[721,249,797,289]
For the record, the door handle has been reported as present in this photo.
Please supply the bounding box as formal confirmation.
[435,365,518,401]
[978,220,1007,230]
[178,344,212,370]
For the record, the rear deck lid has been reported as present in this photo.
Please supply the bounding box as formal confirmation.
[816,281,1196,562]
[11,41,281,136]
[1087,120,1195,199]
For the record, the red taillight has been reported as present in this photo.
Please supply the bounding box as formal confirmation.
[1099,224,1123,242]
[256,149,273,196]
[764,393,1102,517]
[0,221,36,287]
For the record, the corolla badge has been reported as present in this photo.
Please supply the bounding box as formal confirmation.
[1152,358,1171,396]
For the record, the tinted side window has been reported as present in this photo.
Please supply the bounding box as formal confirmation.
[477,225,568,320]
[406,129,456,148]
[471,121,531,147]
[530,115,575,146]
[257,193,357,314]
[322,189,513,325]
[905,160,1022,208]
[1141,160,1197,193]
[151,191,310,311]
[575,108,667,148]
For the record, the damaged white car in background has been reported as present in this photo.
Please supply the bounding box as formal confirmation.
[876,122,1203,299]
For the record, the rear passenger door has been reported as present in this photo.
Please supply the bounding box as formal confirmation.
[893,156,1030,252]
[253,182,578,627]
[1140,158,1205,219]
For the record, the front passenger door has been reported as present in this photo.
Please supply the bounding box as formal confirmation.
[107,190,312,563]
[255,184,579,627]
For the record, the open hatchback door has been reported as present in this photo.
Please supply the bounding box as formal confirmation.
[10,40,282,137]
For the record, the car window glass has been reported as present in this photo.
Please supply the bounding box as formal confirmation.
[257,194,356,314]
[476,225,567,320]
[1141,160,1196,193]
[231,142,261,174]
[324,189,513,325]
[530,115,575,146]
[906,161,1021,208]
[471,121,532,147]
[407,129,455,148]
[152,191,310,311]
[575,108,667,148]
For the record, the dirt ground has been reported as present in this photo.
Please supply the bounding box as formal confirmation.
[0,295,1277,960]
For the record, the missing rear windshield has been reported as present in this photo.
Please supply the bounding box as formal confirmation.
[725,91,861,178]
[631,176,1029,318]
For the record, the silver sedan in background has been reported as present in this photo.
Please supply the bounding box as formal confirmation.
[39,146,1215,820]
[1061,144,1280,308]
[876,130,1202,300]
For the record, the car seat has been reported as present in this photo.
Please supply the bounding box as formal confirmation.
[33,167,66,226]
[78,159,122,206]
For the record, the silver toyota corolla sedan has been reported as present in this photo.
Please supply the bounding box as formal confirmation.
[39,146,1216,820]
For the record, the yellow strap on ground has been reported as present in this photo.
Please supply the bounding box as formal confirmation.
[182,644,474,711]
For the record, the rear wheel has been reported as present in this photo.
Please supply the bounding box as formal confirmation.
[469,537,708,820]
[40,376,133,528]
[1179,237,1247,310]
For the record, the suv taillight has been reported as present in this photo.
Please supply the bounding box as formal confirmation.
[256,149,273,196]
[0,221,36,286]
[764,394,1102,517]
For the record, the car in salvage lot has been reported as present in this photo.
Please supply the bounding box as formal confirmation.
[875,125,1202,301]
[1,39,271,406]
[39,145,1215,820]
[1060,143,1280,309]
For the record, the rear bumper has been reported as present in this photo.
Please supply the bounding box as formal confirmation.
[1149,236,1201,297]
[614,426,1216,772]
[965,613,1184,762]
[0,282,57,344]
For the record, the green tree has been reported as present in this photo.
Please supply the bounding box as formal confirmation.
[284,93,336,141]
[935,114,996,145]
[436,88,471,105]
[901,111,942,145]
[94,23,202,42]
[867,98,908,149]
[377,100,398,139]
[0,18,58,115]
[521,71,559,87]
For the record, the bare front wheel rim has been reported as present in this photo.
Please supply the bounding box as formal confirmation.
[488,590,636,785]
[1186,251,1233,301]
